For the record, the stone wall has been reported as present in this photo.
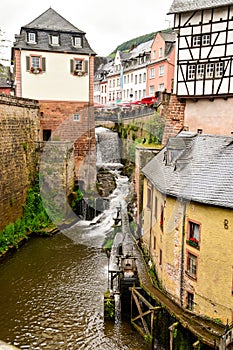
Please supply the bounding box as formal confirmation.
[0,94,40,231]
[39,101,96,189]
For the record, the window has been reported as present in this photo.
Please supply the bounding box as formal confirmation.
[73,36,82,47]
[187,292,194,310]
[215,62,224,77]
[50,35,59,45]
[159,47,163,58]
[28,32,36,43]
[193,34,211,46]
[187,221,200,248]
[139,74,142,83]
[135,75,138,84]
[143,73,146,82]
[188,65,196,80]
[26,55,45,73]
[150,68,155,78]
[159,249,162,265]
[197,64,205,79]
[159,65,164,76]
[154,196,158,218]
[206,63,214,78]
[43,129,51,141]
[159,83,164,91]
[202,34,211,45]
[152,50,156,60]
[70,59,88,76]
[149,85,155,96]
[147,187,151,208]
[73,113,80,121]
[187,252,197,278]
[31,56,40,69]
[75,59,83,71]
[193,35,201,46]
[160,205,164,232]
[153,236,156,250]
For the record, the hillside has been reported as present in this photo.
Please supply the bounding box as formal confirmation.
[109,28,172,57]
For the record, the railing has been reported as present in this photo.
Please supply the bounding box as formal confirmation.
[94,106,154,122]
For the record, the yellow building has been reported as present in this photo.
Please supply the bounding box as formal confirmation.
[141,132,233,325]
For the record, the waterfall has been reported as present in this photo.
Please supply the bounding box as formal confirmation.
[95,127,122,169]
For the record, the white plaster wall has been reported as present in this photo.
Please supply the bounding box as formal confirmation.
[21,51,89,101]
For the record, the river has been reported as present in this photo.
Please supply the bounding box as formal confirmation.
[0,220,147,349]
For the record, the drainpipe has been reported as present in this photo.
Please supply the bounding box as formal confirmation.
[87,53,91,188]
[149,186,154,256]
[180,200,187,307]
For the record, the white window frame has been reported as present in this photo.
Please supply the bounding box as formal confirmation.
[28,32,36,43]
[206,63,214,78]
[73,36,82,48]
[73,113,80,121]
[149,85,155,95]
[159,65,164,76]
[74,59,83,72]
[31,56,40,69]
[150,68,155,78]
[193,35,201,46]
[159,83,165,91]
[215,62,224,78]
[50,35,59,46]
[196,64,205,79]
[202,34,211,46]
[188,65,196,80]
[159,47,163,58]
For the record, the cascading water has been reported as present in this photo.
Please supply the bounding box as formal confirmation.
[95,127,122,169]
[0,127,147,350]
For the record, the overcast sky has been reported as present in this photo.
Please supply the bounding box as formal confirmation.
[1,0,174,62]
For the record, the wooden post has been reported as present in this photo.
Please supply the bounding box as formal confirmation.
[168,322,179,350]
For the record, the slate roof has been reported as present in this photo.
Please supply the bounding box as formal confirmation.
[13,7,95,55]
[168,0,233,13]
[142,132,233,208]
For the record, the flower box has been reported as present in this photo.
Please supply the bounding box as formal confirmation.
[30,67,42,74]
[187,238,199,248]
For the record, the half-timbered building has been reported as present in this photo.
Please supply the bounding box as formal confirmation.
[168,0,233,135]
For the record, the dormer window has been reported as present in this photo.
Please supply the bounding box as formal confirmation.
[73,36,82,48]
[28,32,36,44]
[50,35,59,46]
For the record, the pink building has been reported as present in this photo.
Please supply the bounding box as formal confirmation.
[147,31,176,96]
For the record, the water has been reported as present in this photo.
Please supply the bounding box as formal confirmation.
[0,127,148,349]
[0,228,146,349]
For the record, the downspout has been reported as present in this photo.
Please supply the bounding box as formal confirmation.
[180,199,187,307]
[149,186,154,256]
[87,53,91,188]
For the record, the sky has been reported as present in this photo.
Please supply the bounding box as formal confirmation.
[0,0,174,63]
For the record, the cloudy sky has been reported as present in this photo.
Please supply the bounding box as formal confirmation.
[1,0,174,62]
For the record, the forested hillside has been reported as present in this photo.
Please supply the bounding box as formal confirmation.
[109,28,172,57]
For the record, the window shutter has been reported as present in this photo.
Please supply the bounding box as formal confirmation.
[26,56,30,71]
[84,60,89,74]
[70,59,74,73]
[42,57,46,72]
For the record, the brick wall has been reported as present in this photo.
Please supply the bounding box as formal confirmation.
[0,94,40,231]
[39,101,96,188]
[162,94,186,145]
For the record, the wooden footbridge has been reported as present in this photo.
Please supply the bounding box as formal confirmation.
[104,204,232,350]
